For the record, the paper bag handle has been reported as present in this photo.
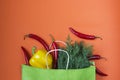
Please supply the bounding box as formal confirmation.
[45,49,69,70]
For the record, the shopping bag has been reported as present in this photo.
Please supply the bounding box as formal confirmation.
[22,64,95,80]
[22,49,95,80]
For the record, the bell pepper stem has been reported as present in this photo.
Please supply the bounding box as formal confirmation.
[32,46,37,55]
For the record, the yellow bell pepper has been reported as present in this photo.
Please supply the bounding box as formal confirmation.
[29,49,53,69]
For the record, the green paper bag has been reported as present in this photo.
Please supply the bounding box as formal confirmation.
[22,64,95,80]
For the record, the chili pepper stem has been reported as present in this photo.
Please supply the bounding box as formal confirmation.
[49,34,55,42]
[101,57,107,61]
[24,34,29,40]
[95,36,103,40]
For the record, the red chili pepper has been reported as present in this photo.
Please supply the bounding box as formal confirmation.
[49,34,58,69]
[96,67,108,76]
[24,34,50,51]
[69,27,102,40]
[51,41,58,69]
[88,55,107,60]
[21,46,31,65]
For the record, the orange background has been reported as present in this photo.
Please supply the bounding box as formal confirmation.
[0,0,120,80]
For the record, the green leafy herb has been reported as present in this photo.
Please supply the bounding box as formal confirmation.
[58,36,93,69]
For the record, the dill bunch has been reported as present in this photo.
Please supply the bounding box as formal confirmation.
[58,36,93,69]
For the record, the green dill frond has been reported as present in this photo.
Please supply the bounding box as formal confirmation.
[58,36,93,69]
